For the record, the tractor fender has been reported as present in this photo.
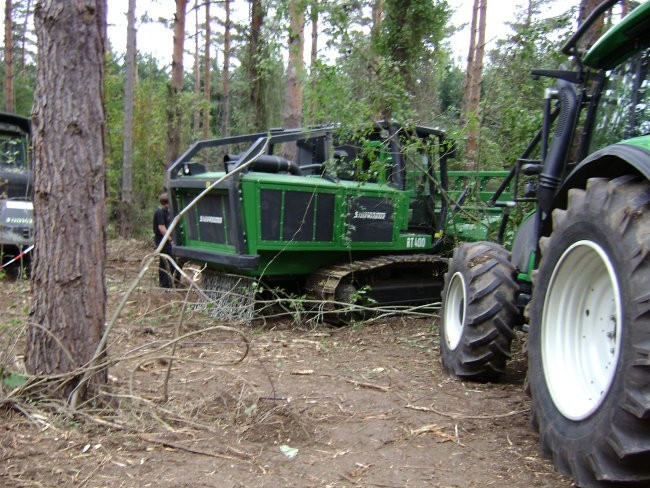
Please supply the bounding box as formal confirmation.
[546,143,650,233]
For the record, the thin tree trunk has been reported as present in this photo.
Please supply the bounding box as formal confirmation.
[249,0,263,130]
[465,0,487,167]
[371,0,383,41]
[308,0,318,123]
[461,0,479,128]
[4,0,14,112]
[20,0,31,71]
[310,1,317,66]
[120,0,136,239]
[27,0,107,402]
[166,0,187,165]
[282,0,305,161]
[220,0,231,138]
[203,0,211,139]
[193,0,200,135]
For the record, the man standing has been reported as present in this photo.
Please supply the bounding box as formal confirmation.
[153,192,176,288]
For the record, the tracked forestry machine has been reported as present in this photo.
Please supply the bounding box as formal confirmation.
[167,123,511,320]
[439,1,650,486]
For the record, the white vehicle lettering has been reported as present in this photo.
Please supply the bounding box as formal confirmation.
[199,215,223,224]
[353,211,386,220]
[406,236,426,248]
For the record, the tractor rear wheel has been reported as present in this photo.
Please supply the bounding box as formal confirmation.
[529,176,650,487]
[440,241,519,382]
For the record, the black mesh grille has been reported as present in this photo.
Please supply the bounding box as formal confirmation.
[260,189,335,242]
[185,193,229,245]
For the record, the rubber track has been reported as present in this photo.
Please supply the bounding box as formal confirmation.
[305,254,447,305]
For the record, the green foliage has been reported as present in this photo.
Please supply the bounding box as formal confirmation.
[105,51,170,238]
[376,0,452,71]
[305,0,454,131]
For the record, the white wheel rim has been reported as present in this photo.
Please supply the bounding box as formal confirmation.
[541,240,622,421]
[444,272,467,350]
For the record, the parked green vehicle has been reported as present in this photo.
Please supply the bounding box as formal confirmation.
[440,1,650,486]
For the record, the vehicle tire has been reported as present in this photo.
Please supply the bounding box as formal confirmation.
[440,241,519,382]
[529,175,650,487]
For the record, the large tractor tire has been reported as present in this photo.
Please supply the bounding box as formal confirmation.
[440,241,519,382]
[529,176,650,487]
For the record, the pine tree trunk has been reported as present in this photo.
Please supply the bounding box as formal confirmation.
[166,0,187,165]
[4,0,14,112]
[282,0,304,161]
[27,0,107,402]
[220,0,231,138]
[203,0,211,139]
[120,0,136,239]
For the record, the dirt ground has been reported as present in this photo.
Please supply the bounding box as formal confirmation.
[0,239,574,488]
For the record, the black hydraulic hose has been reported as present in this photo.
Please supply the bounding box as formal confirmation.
[225,153,303,176]
[538,81,580,217]
[250,155,303,175]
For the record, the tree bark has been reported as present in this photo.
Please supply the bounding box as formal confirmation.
[220,0,231,138]
[4,0,14,112]
[203,0,211,139]
[120,0,136,239]
[282,0,305,161]
[27,0,107,402]
[166,0,187,165]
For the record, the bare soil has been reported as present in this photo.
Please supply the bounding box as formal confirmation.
[0,239,574,488]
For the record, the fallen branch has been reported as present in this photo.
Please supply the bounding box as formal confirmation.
[138,433,254,462]
[346,379,390,392]
[405,404,530,420]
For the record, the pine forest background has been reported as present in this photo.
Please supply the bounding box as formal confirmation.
[0,0,630,238]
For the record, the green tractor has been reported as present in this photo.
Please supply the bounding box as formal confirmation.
[166,122,510,320]
[439,1,650,486]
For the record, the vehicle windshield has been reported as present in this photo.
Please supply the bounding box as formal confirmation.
[589,46,650,152]
[0,131,28,168]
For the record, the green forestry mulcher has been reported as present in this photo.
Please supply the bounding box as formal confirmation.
[166,122,510,320]
[439,1,650,486]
